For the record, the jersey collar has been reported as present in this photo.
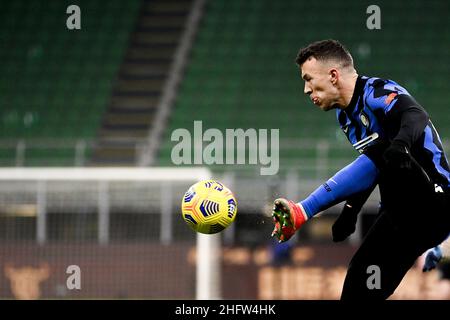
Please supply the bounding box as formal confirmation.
[345,75,366,114]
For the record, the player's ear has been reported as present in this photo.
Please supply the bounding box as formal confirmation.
[329,69,338,85]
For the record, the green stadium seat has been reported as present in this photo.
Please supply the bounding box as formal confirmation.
[0,0,140,164]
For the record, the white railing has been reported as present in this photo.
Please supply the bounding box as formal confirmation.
[0,138,145,167]
[1,138,448,178]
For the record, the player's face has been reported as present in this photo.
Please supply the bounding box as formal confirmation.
[300,57,340,111]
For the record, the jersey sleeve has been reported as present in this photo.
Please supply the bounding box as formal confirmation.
[300,154,379,218]
[386,95,429,149]
[364,79,410,113]
[365,79,429,149]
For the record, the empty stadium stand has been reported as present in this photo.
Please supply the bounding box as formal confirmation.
[156,0,450,176]
[0,0,141,165]
[0,0,448,172]
[91,0,195,165]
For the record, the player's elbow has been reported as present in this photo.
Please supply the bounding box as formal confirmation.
[410,106,429,128]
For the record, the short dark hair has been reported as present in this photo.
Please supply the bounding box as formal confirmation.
[295,39,353,68]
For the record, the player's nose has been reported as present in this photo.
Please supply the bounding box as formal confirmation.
[304,83,312,95]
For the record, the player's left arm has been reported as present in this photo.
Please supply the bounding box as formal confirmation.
[366,84,429,168]
[383,95,429,167]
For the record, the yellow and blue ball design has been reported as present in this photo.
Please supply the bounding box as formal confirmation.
[181,180,237,234]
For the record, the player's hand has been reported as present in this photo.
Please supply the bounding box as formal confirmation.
[332,202,358,242]
[423,246,443,272]
[271,198,308,243]
[383,140,412,170]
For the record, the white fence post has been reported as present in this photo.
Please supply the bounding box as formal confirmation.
[16,140,26,167]
[160,182,172,245]
[98,181,110,245]
[316,140,329,180]
[36,181,47,245]
[75,140,86,166]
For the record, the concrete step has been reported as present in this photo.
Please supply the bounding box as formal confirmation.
[133,31,181,45]
[120,63,170,77]
[127,46,175,60]
[91,0,194,166]
[109,96,159,111]
[98,128,149,139]
[139,16,186,28]
[144,1,191,14]
[116,78,166,92]
[103,113,154,126]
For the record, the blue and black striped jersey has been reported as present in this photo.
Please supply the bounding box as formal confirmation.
[337,76,450,188]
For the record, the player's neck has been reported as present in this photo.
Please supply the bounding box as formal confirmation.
[338,73,359,109]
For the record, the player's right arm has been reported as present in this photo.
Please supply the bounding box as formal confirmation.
[271,154,379,242]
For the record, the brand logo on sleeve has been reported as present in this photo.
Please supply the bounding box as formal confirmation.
[384,92,397,105]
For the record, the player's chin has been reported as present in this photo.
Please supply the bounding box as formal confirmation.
[319,103,333,111]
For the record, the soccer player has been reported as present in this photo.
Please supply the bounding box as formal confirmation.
[271,39,450,299]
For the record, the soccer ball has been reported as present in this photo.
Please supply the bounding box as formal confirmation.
[181,180,237,234]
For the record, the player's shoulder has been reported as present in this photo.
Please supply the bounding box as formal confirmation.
[362,76,411,111]
[363,76,410,97]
